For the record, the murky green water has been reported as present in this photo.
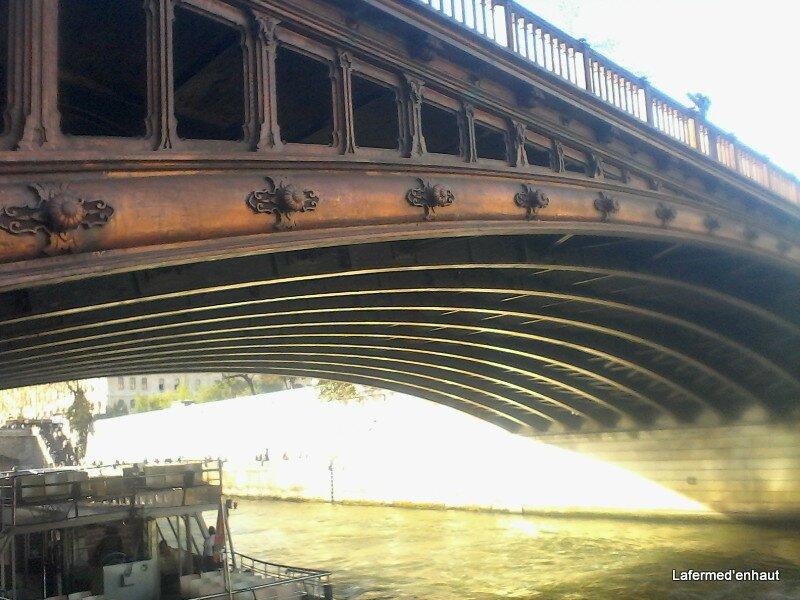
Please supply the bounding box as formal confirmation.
[227,499,800,599]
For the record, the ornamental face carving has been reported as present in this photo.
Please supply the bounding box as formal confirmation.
[593,192,619,222]
[0,184,114,255]
[514,184,550,220]
[655,203,677,227]
[406,178,454,220]
[246,176,320,231]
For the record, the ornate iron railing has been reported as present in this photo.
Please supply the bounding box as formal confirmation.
[415,0,800,206]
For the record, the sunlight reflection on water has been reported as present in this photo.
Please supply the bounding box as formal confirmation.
[226,499,800,600]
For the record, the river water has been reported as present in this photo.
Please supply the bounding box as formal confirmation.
[228,499,800,600]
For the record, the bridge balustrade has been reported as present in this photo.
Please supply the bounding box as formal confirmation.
[416,0,799,205]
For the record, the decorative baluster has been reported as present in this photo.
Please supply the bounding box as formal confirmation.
[636,84,645,120]
[681,115,694,147]
[640,77,654,126]
[610,73,619,109]
[621,78,629,112]
[522,20,530,58]
[620,77,627,111]
[553,38,560,77]
[469,0,477,31]
[566,45,574,82]
[567,46,576,85]
[670,108,678,140]
[523,23,531,61]
[578,40,592,94]
[488,0,496,41]
[655,101,662,132]
[591,63,599,99]
[634,84,643,119]
[594,62,605,100]
[503,4,515,50]
[668,108,676,138]
[681,115,691,145]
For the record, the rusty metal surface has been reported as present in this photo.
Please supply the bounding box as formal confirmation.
[0,0,798,434]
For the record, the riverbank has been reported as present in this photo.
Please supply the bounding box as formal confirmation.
[227,491,733,523]
[89,388,794,520]
[220,458,715,521]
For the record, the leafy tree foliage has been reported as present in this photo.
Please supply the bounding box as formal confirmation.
[104,401,129,417]
[317,379,361,403]
[129,375,290,414]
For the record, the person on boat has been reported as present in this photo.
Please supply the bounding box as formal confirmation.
[202,526,218,571]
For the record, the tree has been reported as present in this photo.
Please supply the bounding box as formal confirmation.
[317,380,360,403]
[221,373,257,396]
[103,401,129,418]
[65,383,93,460]
[132,383,191,413]
[195,374,289,403]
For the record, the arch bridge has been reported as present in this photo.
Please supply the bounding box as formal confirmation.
[0,0,799,517]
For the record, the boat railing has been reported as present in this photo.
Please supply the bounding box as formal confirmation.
[413,0,800,206]
[190,551,333,600]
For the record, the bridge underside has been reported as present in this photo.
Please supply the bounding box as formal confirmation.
[1,232,798,434]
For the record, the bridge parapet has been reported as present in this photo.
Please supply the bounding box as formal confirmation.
[414,0,799,205]
[0,0,797,269]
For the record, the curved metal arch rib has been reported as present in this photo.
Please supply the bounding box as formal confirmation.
[3,331,648,424]
[0,304,753,417]
[3,262,797,339]
[2,320,696,423]
[4,284,796,393]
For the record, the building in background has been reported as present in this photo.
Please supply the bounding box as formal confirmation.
[0,379,108,421]
[0,374,227,420]
[105,373,224,412]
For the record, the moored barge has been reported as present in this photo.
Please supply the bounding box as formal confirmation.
[0,461,332,600]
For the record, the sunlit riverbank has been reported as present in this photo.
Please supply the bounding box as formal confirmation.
[85,389,713,517]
